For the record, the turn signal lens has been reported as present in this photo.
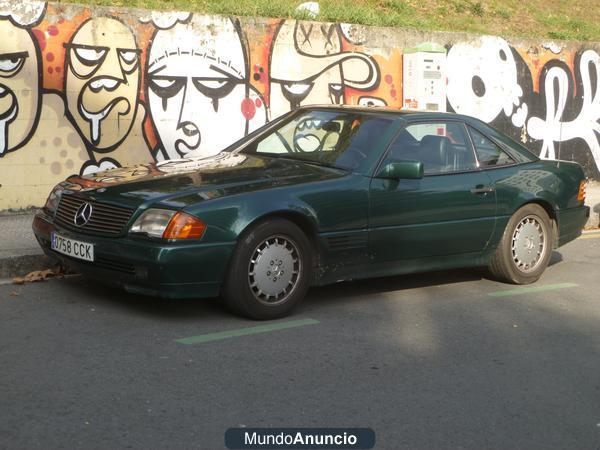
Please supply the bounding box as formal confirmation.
[577,180,587,203]
[162,212,206,239]
[43,183,65,214]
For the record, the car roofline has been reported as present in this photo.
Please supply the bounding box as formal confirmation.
[294,104,479,122]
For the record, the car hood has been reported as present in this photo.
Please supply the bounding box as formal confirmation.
[61,152,347,208]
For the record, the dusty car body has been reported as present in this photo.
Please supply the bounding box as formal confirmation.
[33,106,589,319]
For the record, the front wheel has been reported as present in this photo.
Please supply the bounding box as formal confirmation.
[488,204,554,284]
[222,219,312,320]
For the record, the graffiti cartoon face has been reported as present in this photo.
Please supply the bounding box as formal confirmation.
[269,21,379,119]
[0,20,39,155]
[65,17,140,150]
[147,16,260,160]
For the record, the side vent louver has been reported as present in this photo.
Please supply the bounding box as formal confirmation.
[326,235,367,251]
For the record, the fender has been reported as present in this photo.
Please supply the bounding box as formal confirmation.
[184,173,370,244]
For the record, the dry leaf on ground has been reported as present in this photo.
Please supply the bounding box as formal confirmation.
[12,265,74,285]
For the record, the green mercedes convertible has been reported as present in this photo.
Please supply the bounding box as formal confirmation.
[33,106,589,319]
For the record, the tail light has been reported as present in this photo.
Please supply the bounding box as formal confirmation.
[162,212,206,239]
[577,179,587,203]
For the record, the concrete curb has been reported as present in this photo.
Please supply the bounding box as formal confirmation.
[0,254,56,280]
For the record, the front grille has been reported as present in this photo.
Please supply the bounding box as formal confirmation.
[54,194,134,237]
[58,252,136,275]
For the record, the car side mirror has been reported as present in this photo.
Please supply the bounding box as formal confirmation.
[376,160,423,180]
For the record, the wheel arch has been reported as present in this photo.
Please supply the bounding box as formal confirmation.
[488,197,558,284]
[237,210,323,269]
[518,199,559,248]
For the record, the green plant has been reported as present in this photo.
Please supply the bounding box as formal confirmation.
[470,1,484,16]
[55,0,600,41]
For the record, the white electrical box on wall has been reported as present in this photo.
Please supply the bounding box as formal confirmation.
[402,43,448,112]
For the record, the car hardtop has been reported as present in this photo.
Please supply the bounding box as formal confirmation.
[298,105,538,163]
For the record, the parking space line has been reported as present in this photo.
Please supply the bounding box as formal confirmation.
[488,283,578,298]
[579,232,600,239]
[175,318,320,345]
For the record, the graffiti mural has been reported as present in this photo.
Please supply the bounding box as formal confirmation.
[526,49,600,166]
[0,1,45,156]
[446,36,525,123]
[64,16,151,173]
[444,35,600,179]
[268,20,380,119]
[146,14,266,161]
[0,0,599,210]
[0,1,89,209]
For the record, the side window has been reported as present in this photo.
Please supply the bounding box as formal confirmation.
[384,122,477,175]
[469,127,515,167]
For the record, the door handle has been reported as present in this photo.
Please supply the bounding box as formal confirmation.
[470,185,495,194]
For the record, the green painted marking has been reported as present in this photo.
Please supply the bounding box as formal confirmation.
[580,233,600,239]
[488,283,578,298]
[175,318,320,345]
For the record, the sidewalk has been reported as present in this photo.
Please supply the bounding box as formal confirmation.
[1,185,599,279]
[585,181,600,229]
[0,212,51,279]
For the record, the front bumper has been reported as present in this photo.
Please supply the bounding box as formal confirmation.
[32,211,236,299]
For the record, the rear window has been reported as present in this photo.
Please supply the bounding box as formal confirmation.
[469,120,538,163]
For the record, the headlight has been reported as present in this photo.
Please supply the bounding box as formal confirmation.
[130,209,175,238]
[43,184,64,214]
[130,209,206,239]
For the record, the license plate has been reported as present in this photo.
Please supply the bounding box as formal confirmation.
[51,233,94,262]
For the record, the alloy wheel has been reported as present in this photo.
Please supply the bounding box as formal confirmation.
[511,215,547,273]
[247,235,302,305]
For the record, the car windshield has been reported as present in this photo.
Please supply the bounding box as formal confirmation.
[238,109,394,171]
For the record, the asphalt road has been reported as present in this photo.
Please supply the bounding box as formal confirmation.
[1,234,600,450]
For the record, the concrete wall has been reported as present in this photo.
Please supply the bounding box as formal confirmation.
[0,1,599,210]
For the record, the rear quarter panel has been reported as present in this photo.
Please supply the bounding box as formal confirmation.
[489,160,584,214]
[485,159,586,247]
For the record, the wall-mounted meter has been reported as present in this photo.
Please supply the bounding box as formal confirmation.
[403,43,447,112]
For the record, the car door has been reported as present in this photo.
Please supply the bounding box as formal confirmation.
[368,120,497,263]
[466,124,528,220]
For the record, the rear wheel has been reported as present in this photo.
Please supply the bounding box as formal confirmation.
[222,218,312,319]
[488,204,554,284]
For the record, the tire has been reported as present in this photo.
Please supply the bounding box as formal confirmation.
[488,203,554,285]
[222,218,312,320]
